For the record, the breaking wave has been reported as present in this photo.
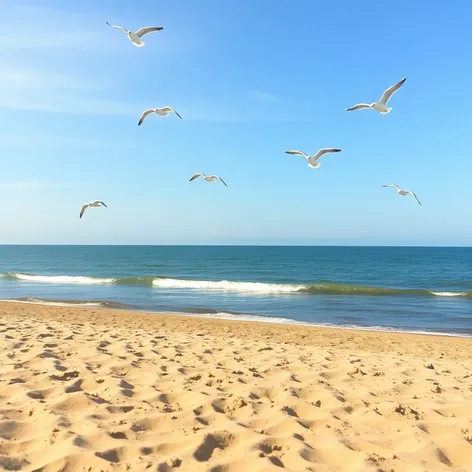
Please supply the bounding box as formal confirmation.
[1,272,471,298]
[2,273,114,285]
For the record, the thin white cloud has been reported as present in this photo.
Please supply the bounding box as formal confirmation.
[0,3,115,50]
[0,180,65,190]
[248,90,280,102]
[0,92,139,116]
[0,29,111,51]
[0,135,113,147]
[0,64,134,115]
[0,65,107,91]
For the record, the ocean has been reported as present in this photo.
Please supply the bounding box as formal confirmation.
[1,245,471,336]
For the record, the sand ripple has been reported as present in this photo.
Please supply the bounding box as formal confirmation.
[1,303,472,471]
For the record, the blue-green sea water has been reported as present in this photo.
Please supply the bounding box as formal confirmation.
[1,246,471,336]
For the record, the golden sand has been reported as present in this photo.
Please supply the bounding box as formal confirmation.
[1,301,471,471]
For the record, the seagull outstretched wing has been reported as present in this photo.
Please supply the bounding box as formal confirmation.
[161,106,182,119]
[379,77,407,105]
[209,175,228,187]
[407,191,422,206]
[79,204,89,219]
[314,148,342,159]
[135,26,165,37]
[285,150,309,159]
[345,103,371,111]
[138,109,155,126]
[106,22,127,32]
[189,173,204,182]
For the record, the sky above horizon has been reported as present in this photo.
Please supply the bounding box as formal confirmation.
[1,0,471,245]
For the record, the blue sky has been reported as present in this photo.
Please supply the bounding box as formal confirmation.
[1,0,471,245]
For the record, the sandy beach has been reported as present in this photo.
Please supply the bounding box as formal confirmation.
[1,302,471,471]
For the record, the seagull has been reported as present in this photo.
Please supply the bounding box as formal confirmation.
[106,22,164,47]
[189,173,228,187]
[285,148,342,168]
[345,77,407,114]
[382,184,422,205]
[138,107,182,126]
[79,200,108,219]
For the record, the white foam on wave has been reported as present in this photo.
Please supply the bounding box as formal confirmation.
[152,278,303,293]
[183,311,303,324]
[430,291,467,297]
[10,273,114,285]
[0,298,105,308]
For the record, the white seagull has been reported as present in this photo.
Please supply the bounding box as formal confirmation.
[138,107,182,126]
[345,77,407,114]
[382,184,422,205]
[189,173,228,187]
[106,22,164,47]
[79,200,108,219]
[285,148,342,168]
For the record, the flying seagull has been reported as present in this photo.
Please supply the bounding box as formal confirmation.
[382,184,422,205]
[345,77,407,114]
[79,200,108,219]
[106,22,164,47]
[189,173,228,187]
[285,148,342,168]
[138,107,182,126]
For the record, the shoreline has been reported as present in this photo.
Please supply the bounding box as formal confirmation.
[1,301,472,357]
[1,298,472,339]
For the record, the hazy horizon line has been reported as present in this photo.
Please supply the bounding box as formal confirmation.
[0,244,471,248]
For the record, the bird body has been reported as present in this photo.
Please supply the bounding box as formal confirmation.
[346,78,406,114]
[189,173,227,186]
[372,102,392,114]
[382,184,422,205]
[128,31,145,47]
[106,22,164,47]
[285,148,342,168]
[138,107,182,126]
[79,200,107,219]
